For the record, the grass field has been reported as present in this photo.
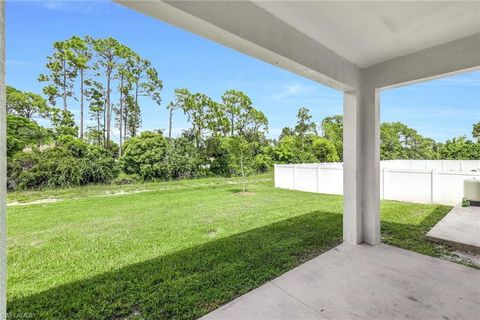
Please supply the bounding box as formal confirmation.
[7,175,457,319]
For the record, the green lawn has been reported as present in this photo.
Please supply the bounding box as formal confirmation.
[7,175,456,319]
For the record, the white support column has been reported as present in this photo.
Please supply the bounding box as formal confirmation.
[343,85,381,246]
[0,1,6,318]
[343,91,362,244]
[359,86,381,245]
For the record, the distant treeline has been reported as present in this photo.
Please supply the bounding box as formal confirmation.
[5,35,480,190]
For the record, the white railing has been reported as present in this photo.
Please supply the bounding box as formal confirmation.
[274,160,480,205]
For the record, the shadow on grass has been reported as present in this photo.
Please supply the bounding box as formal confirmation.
[9,204,453,319]
[381,204,452,257]
[9,211,343,320]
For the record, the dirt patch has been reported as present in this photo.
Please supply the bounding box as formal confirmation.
[233,191,256,196]
[101,189,152,197]
[7,198,60,207]
[207,230,218,238]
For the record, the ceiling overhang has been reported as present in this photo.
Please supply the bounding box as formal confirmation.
[115,1,480,91]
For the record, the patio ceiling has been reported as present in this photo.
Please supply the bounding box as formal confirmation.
[254,1,480,68]
[116,0,480,90]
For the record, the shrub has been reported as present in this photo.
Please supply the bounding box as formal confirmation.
[254,153,274,173]
[80,145,119,184]
[113,173,140,185]
[7,137,118,190]
[121,132,203,181]
[121,131,169,180]
[310,136,340,162]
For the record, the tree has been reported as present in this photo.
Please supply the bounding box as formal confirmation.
[124,54,162,138]
[166,89,190,139]
[6,86,49,119]
[279,127,294,141]
[221,90,251,136]
[473,122,480,142]
[380,122,437,160]
[438,136,480,160]
[220,90,268,139]
[39,40,77,111]
[310,136,340,162]
[221,136,255,192]
[181,92,214,148]
[67,36,92,139]
[247,108,268,136]
[6,115,52,157]
[294,107,316,149]
[321,115,343,160]
[89,37,131,148]
[85,80,105,146]
[50,108,78,138]
[273,135,308,163]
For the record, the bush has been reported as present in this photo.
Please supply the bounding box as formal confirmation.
[254,153,273,173]
[121,132,203,181]
[7,137,118,190]
[121,131,169,180]
[310,136,340,162]
[113,173,140,185]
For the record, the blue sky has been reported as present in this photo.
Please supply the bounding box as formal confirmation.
[6,0,480,142]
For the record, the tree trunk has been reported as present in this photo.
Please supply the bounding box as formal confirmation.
[124,107,128,141]
[106,71,111,148]
[80,70,84,139]
[118,75,124,158]
[168,108,173,139]
[240,153,246,192]
[97,111,101,145]
[133,83,139,137]
[63,59,67,111]
[197,124,202,149]
[103,101,107,147]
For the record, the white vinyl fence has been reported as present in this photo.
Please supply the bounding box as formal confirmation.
[274,160,480,205]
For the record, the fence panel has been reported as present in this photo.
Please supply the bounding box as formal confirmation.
[274,161,480,205]
[317,167,343,195]
[435,171,480,205]
[274,165,295,189]
[295,165,318,193]
[384,170,432,204]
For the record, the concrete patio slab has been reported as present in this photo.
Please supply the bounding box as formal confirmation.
[427,205,480,253]
[200,244,480,320]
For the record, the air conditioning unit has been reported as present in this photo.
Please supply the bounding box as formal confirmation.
[464,178,480,204]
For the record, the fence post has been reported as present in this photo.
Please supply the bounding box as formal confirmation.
[431,169,436,204]
[292,164,296,190]
[381,168,387,200]
[316,164,320,193]
[273,164,277,188]
[460,160,464,171]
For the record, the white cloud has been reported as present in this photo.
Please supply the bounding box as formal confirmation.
[23,0,101,14]
[383,105,479,121]
[6,59,42,67]
[272,83,317,100]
